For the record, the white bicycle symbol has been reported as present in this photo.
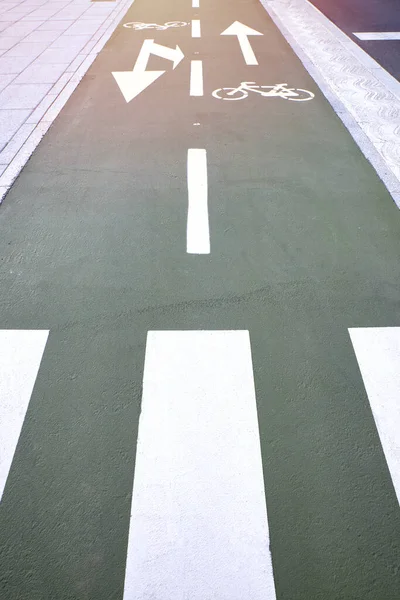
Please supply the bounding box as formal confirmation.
[123,21,188,30]
[212,82,315,101]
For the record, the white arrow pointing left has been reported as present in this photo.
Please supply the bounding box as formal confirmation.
[112,39,184,103]
[221,21,263,66]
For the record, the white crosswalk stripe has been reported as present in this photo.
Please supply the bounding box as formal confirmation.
[123,330,277,600]
[0,330,49,502]
[349,327,400,506]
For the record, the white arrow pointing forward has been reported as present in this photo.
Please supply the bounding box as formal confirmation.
[221,21,263,66]
[112,39,184,102]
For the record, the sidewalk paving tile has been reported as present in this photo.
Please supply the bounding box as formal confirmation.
[14,62,67,83]
[5,41,49,57]
[37,20,74,31]
[0,109,31,150]
[0,55,34,73]
[0,83,52,109]
[0,122,37,163]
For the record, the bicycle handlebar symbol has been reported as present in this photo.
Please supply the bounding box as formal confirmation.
[123,21,189,30]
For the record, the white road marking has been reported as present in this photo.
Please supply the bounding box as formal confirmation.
[192,0,200,6]
[212,82,314,101]
[0,330,49,502]
[144,40,185,67]
[113,70,165,103]
[354,32,400,41]
[221,21,263,66]
[187,149,209,254]
[123,22,189,31]
[123,330,277,600]
[112,39,184,102]
[190,60,204,96]
[349,327,400,506]
[192,19,201,38]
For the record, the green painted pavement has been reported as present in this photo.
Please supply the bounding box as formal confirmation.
[0,0,399,598]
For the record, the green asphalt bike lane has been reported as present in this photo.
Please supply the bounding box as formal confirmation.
[0,0,400,598]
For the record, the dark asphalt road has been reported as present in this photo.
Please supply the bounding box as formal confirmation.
[0,0,399,598]
[309,0,400,81]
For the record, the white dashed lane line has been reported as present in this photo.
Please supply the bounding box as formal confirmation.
[187,148,209,255]
[192,19,201,38]
[190,60,203,96]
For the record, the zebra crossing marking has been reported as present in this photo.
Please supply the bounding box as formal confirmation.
[123,330,277,599]
[349,327,400,506]
[0,330,49,502]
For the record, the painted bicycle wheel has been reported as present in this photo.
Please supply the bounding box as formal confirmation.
[285,88,315,101]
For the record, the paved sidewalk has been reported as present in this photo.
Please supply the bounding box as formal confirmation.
[0,0,134,203]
